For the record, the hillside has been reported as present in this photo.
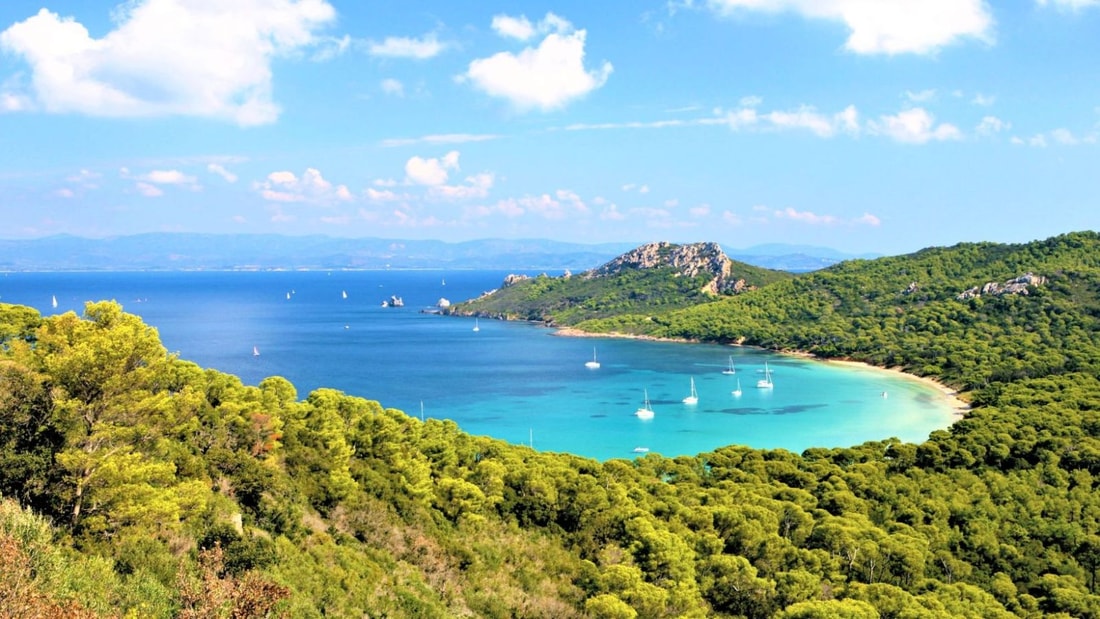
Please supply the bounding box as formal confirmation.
[449,241,793,325]
[3,231,1100,617]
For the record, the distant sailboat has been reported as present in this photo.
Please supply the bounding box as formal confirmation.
[682,377,699,405]
[635,390,655,419]
[633,446,650,453]
[732,379,742,397]
[286,292,291,300]
[253,346,260,357]
[756,362,774,389]
[51,295,57,309]
[473,318,480,332]
[342,290,347,299]
[722,355,736,375]
[585,347,601,369]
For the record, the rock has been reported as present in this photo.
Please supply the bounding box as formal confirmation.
[585,241,750,295]
[956,272,1047,301]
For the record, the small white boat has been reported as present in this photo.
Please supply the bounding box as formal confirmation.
[342,290,347,299]
[635,389,655,419]
[633,446,650,453]
[722,355,736,375]
[253,346,260,357]
[881,391,888,399]
[756,362,774,389]
[51,295,57,309]
[732,379,742,397]
[682,377,699,405]
[585,347,600,369]
[473,318,480,332]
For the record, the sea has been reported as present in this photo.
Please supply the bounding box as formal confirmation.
[0,270,958,461]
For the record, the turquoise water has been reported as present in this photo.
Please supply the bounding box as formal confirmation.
[1,270,957,461]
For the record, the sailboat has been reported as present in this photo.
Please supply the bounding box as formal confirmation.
[732,379,742,397]
[473,318,480,332]
[635,390,655,419]
[51,295,57,309]
[253,346,260,357]
[342,290,347,299]
[722,355,736,375]
[756,362,774,389]
[682,377,699,405]
[585,347,601,369]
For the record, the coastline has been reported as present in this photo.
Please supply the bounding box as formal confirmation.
[553,326,971,418]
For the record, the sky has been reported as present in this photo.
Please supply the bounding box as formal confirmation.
[1,0,1098,255]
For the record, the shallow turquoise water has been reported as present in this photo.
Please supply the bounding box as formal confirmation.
[1,270,957,461]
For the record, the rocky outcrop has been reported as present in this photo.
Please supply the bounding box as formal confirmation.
[586,241,748,295]
[502,274,530,287]
[957,273,1047,300]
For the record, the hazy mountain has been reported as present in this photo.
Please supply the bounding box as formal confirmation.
[0,233,872,272]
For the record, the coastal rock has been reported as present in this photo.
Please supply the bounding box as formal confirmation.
[502,274,529,287]
[956,272,1047,300]
[585,241,749,295]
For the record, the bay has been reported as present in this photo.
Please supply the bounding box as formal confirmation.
[0,270,957,461]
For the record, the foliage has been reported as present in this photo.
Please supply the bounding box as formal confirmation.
[3,232,1100,616]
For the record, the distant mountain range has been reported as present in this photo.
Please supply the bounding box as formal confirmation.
[0,234,878,272]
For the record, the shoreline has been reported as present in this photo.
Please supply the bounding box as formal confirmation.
[553,326,971,418]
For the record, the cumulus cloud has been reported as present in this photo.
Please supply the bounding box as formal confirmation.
[255,167,352,204]
[432,172,495,200]
[491,14,537,40]
[774,207,839,225]
[905,89,937,103]
[367,33,444,59]
[704,0,993,55]
[463,13,612,111]
[405,151,460,186]
[0,1,337,125]
[721,104,861,137]
[867,107,961,143]
[121,167,200,195]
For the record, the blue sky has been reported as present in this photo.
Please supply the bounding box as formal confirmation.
[1,0,1098,255]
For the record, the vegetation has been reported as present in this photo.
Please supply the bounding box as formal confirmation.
[451,249,792,326]
[1,231,1100,616]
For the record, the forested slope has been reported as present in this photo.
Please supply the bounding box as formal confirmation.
[2,232,1100,617]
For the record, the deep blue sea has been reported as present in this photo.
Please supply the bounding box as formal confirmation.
[1,270,957,461]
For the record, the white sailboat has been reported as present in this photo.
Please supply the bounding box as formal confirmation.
[635,390,655,419]
[756,362,774,389]
[585,347,601,369]
[732,379,742,397]
[342,290,347,299]
[682,377,699,405]
[51,295,57,309]
[473,318,480,332]
[253,346,260,357]
[722,355,736,375]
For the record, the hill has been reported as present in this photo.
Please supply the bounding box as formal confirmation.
[448,241,794,325]
[3,231,1100,617]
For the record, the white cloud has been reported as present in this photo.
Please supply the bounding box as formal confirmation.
[1036,0,1100,9]
[365,188,401,202]
[405,151,460,186]
[739,95,763,107]
[971,93,996,106]
[689,204,711,217]
[135,182,164,197]
[433,172,495,200]
[380,78,404,97]
[705,0,993,55]
[0,1,336,125]
[1029,134,1049,148]
[463,14,612,111]
[367,33,444,59]
[54,188,75,198]
[207,163,238,183]
[854,212,882,226]
[143,169,197,185]
[600,204,625,221]
[867,107,961,143]
[722,104,861,137]
[380,133,502,147]
[255,167,351,204]
[722,210,744,225]
[976,115,1010,136]
[905,89,937,103]
[491,15,537,40]
[774,207,839,225]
